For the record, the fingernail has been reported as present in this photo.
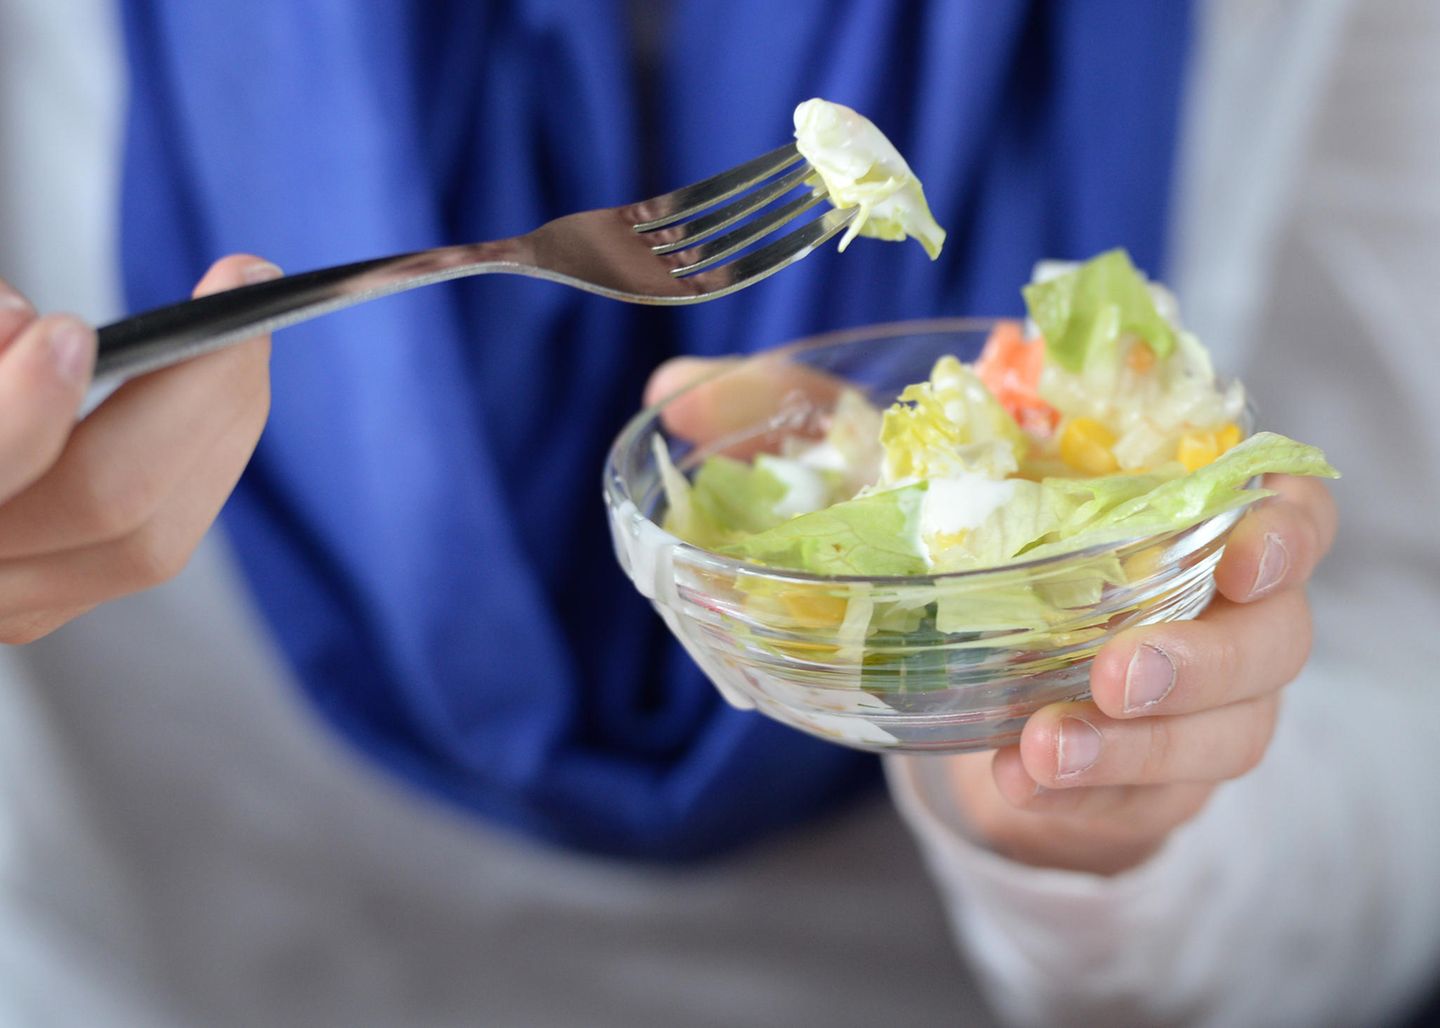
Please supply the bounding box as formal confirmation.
[1057,717,1102,778]
[47,319,94,386]
[1123,643,1176,713]
[1250,532,1289,598]
[241,261,284,284]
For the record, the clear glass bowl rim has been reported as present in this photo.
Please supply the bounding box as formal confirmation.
[604,316,1250,588]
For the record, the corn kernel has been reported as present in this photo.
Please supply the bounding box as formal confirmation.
[1176,422,1243,472]
[1176,431,1220,471]
[1059,417,1119,475]
[778,591,849,628]
[1122,545,1162,581]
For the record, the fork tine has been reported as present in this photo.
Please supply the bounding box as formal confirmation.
[684,207,859,294]
[631,143,802,232]
[646,165,813,254]
[667,189,828,277]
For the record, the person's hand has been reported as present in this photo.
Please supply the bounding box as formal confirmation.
[646,356,1338,876]
[0,255,278,644]
[944,473,1337,875]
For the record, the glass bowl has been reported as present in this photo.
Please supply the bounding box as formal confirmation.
[604,319,1247,753]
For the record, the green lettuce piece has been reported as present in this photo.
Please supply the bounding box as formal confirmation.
[934,583,1058,634]
[1033,555,1128,608]
[793,98,947,259]
[1038,471,1180,536]
[1022,249,1176,373]
[691,456,788,536]
[656,443,788,549]
[929,553,1124,635]
[654,437,721,549]
[880,356,1026,483]
[1021,431,1338,560]
[928,479,1079,572]
[721,484,928,576]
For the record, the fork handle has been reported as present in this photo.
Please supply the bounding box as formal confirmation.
[94,241,521,384]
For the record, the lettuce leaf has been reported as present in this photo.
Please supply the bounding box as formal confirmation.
[793,98,946,259]
[656,442,788,549]
[880,356,1026,484]
[927,478,1079,572]
[720,484,928,576]
[1022,249,1176,373]
[691,456,788,535]
[1020,431,1338,559]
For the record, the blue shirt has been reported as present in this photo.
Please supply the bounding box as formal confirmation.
[117,0,1190,859]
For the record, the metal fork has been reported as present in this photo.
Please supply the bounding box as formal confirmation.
[94,143,855,384]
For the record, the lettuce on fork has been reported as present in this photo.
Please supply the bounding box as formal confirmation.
[793,98,947,259]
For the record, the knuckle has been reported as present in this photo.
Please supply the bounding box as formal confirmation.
[1140,718,1176,782]
[1230,701,1279,778]
[1287,593,1315,671]
[1293,505,1324,577]
[116,525,192,589]
[1210,627,1244,700]
[67,441,166,540]
[1233,735,1267,778]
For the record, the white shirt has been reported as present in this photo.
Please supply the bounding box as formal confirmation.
[3,1,1439,1026]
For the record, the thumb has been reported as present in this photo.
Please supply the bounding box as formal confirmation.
[0,315,95,503]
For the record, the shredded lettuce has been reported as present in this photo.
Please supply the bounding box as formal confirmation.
[809,388,885,493]
[880,356,1026,484]
[1020,432,1338,560]
[720,484,929,576]
[691,456,788,536]
[793,98,946,260]
[656,441,787,549]
[1022,249,1176,373]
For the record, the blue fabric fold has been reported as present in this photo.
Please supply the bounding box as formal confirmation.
[117,0,1191,859]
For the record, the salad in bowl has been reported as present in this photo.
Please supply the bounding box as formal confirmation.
[604,102,1335,752]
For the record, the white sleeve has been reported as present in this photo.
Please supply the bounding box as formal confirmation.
[887,0,1440,1024]
[887,635,1440,1027]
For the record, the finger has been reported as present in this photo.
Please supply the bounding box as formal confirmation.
[0,388,267,614]
[0,604,95,647]
[644,356,737,409]
[1018,695,1281,789]
[191,253,283,299]
[1090,590,1312,719]
[0,256,277,559]
[0,315,96,502]
[1214,475,1337,603]
[990,745,1214,827]
[0,277,37,349]
[645,354,843,450]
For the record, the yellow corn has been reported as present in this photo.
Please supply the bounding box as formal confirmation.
[1059,417,1119,475]
[1175,433,1219,471]
[1176,422,1242,471]
[777,591,849,629]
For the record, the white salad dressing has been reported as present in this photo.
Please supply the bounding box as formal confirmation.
[921,476,1021,541]
[755,455,829,518]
